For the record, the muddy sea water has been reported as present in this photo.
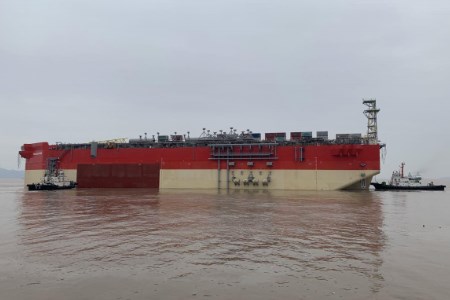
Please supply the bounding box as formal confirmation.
[1,179,449,300]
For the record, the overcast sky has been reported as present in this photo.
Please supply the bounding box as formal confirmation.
[1,0,449,178]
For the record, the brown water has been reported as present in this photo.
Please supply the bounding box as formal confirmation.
[1,179,449,300]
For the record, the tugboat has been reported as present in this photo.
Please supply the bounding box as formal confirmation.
[371,162,446,191]
[27,159,77,191]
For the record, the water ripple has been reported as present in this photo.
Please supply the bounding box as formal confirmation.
[14,189,387,288]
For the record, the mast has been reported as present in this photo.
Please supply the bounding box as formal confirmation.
[363,99,380,144]
[400,162,405,178]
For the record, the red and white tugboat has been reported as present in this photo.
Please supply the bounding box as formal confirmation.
[372,162,446,191]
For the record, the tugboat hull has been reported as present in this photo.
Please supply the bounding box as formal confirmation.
[371,182,446,191]
[27,182,77,191]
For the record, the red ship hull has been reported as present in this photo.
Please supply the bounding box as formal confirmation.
[20,142,380,190]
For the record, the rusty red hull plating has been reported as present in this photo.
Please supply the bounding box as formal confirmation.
[20,142,380,189]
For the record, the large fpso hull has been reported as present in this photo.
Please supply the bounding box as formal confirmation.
[20,142,380,191]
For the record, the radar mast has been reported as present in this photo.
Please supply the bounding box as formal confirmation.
[363,99,380,144]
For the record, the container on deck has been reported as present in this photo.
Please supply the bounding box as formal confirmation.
[301,131,313,140]
[348,133,362,143]
[336,133,362,144]
[158,135,169,142]
[265,132,285,142]
[251,133,262,141]
[317,131,329,140]
[265,133,276,141]
[290,132,302,141]
[171,135,184,142]
[336,134,350,139]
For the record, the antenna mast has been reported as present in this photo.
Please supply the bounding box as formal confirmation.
[363,99,380,144]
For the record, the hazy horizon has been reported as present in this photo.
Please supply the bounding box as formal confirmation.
[1,0,449,178]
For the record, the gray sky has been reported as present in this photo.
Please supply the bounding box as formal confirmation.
[1,0,449,178]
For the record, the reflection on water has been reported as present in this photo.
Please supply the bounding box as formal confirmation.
[16,188,385,295]
[3,180,449,299]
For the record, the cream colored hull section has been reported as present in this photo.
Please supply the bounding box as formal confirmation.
[25,169,378,191]
[160,169,379,191]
